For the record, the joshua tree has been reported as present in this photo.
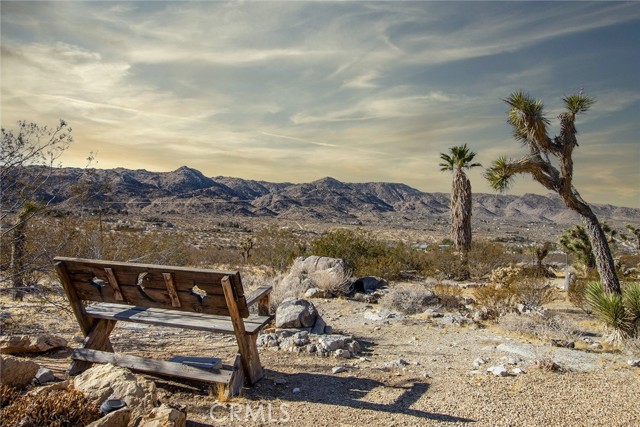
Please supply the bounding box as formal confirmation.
[559,225,596,270]
[485,91,620,294]
[439,144,481,278]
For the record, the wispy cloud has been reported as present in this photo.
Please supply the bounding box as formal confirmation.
[1,1,638,207]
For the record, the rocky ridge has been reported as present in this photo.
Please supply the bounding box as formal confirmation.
[11,165,640,226]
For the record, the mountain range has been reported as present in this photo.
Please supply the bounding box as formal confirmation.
[12,165,640,226]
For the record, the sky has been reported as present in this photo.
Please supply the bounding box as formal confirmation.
[1,1,639,208]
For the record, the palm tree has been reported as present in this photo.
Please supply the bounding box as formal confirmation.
[439,144,481,278]
[485,91,621,294]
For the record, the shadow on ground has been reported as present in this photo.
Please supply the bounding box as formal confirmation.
[239,369,475,424]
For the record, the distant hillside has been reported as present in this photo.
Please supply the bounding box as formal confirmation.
[6,165,640,226]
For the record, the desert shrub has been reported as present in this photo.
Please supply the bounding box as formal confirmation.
[472,283,520,317]
[251,226,307,272]
[467,241,515,278]
[381,284,437,314]
[310,229,430,279]
[517,277,557,308]
[585,281,640,343]
[490,265,522,285]
[0,386,101,427]
[433,283,463,309]
[424,246,464,280]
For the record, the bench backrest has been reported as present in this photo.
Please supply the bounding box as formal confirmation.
[54,257,250,318]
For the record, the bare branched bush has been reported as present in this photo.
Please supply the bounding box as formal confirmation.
[381,284,437,314]
[433,283,463,310]
[517,277,557,309]
[499,313,582,343]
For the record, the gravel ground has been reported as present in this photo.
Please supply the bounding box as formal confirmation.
[6,294,640,427]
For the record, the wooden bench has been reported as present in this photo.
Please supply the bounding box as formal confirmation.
[54,257,272,396]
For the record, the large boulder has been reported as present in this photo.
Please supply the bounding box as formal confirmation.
[297,256,348,275]
[0,334,68,354]
[276,298,318,329]
[0,354,40,387]
[73,363,158,422]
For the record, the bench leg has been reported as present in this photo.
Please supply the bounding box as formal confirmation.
[238,332,263,385]
[68,319,117,376]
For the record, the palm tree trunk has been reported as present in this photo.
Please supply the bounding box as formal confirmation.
[451,170,472,279]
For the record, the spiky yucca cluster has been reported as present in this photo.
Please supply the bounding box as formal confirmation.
[586,281,640,343]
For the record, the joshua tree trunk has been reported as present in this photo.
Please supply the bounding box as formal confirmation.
[578,209,620,294]
[451,170,472,279]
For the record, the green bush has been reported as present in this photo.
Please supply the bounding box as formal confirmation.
[309,229,430,279]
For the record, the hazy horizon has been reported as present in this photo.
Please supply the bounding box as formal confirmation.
[2,1,639,207]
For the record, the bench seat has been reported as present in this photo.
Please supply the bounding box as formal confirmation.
[85,303,272,335]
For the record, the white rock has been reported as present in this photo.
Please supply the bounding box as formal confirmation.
[473,357,488,367]
[335,349,351,359]
[292,387,301,393]
[627,359,640,367]
[487,365,509,377]
[332,366,347,374]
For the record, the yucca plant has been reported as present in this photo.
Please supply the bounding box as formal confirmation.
[623,282,640,334]
[586,281,640,343]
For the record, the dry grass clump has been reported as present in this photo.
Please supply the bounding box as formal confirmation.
[433,283,463,310]
[499,312,583,343]
[309,268,352,294]
[381,284,437,314]
[0,385,102,427]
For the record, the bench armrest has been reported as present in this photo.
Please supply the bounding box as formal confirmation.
[246,285,272,307]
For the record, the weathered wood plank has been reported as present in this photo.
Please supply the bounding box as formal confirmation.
[246,286,272,307]
[163,273,181,307]
[68,319,116,376]
[72,349,233,384]
[85,303,271,334]
[222,277,264,385]
[104,268,124,301]
[54,261,94,335]
[54,257,250,317]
